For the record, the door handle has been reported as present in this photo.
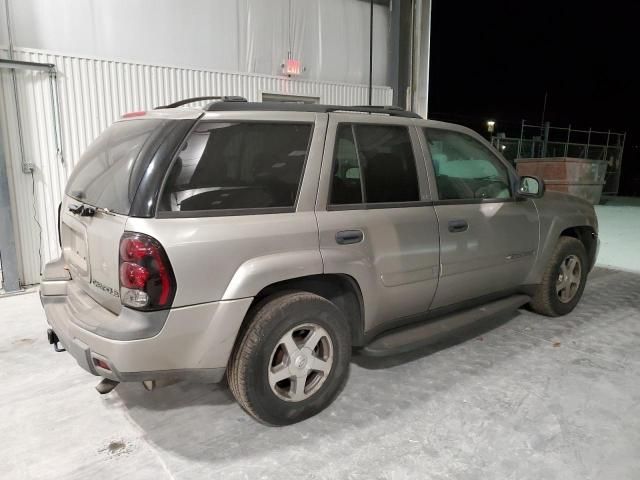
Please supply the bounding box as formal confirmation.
[448,219,468,233]
[335,230,364,245]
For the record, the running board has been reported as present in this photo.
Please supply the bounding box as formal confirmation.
[361,294,531,357]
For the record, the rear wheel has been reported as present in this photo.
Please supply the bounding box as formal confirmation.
[228,291,351,426]
[529,236,588,317]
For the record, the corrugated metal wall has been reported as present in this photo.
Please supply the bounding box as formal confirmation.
[0,47,392,285]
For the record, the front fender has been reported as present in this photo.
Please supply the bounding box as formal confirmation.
[222,250,324,300]
[525,191,598,284]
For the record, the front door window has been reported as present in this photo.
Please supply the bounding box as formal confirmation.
[423,128,511,201]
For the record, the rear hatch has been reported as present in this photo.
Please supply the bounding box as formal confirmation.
[60,114,196,314]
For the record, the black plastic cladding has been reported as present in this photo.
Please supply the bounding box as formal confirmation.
[129,118,201,218]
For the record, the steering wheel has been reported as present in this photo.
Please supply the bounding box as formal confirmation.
[474,179,510,199]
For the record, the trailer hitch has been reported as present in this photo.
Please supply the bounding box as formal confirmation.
[46,328,66,352]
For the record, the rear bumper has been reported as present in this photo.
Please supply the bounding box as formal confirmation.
[40,260,253,383]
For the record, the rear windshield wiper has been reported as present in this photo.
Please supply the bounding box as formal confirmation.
[68,204,96,217]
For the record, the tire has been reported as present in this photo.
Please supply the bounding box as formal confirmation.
[228,291,351,426]
[529,236,588,317]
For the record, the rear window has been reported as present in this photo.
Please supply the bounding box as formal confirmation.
[66,119,164,214]
[159,122,312,214]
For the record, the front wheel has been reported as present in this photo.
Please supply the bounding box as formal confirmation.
[529,236,588,317]
[227,291,351,426]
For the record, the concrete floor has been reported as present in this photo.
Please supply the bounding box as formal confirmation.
[2,200,640,479]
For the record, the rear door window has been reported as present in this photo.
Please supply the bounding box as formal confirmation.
[160,122,312,213]
[329,124,420,206]
[66,119,164,214]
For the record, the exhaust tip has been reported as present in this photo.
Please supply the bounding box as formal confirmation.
[95,378,119,395]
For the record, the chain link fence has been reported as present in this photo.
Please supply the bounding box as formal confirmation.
[492,122,626,195]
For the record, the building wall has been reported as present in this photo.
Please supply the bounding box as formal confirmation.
[0,0,395,286]
[1,0,390,86]
[0,47,392,285]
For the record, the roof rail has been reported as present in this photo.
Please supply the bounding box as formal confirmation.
[156,96,247,109]
[203,101,421,118]
[327,105,420,118]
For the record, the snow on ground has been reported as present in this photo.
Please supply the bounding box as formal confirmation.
[595,196,640,273]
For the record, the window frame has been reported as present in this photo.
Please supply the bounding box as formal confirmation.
[421,126,519,205]
[326,122,430,211]
[156,119,315,218]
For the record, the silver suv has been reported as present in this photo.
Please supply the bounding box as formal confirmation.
[41,98,599,425]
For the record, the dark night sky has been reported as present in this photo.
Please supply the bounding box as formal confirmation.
[428,0,640,195]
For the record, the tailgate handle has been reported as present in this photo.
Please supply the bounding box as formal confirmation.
[448,219,468,233]
[336,230,364,245]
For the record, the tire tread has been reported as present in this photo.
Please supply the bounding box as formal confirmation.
[228,291,349,425]
[529,236,587,317]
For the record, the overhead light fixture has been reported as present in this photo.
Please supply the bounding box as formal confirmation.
[487,120,496,133]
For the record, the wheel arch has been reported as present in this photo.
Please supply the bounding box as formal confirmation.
[246,274,365,347]
[560,225,598,270]
[526,214,598,285]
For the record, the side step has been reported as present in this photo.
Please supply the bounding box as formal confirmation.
[361,294,530,357]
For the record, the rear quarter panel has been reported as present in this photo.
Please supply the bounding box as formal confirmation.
[125,213,323,307]
[124,112,328,307]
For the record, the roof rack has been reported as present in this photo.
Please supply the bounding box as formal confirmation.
[203,101,421,118]
[156,96,247,109]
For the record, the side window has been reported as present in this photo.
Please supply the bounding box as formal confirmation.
[424,128,511,200]
[423,128,511,201]
[160,122,312,212]
[330,125,363,204]
[330,124,420,205]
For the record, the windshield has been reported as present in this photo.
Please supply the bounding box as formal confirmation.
[66,119,164,214]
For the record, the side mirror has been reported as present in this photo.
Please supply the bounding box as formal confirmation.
[517,175,545,198]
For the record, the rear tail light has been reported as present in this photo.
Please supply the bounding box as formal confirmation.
[118,232,176,310]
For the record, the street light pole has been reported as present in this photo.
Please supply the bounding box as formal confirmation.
[487,120,496,142]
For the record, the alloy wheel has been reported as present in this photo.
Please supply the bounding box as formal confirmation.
[556,254,582,303]
[268,323,334,402]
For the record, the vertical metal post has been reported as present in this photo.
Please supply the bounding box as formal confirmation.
[517,119,524,158]
[1,0,23,291]
[604,129,611,162]
[48,70,65,164]
[406,0,415,109]
[611,131,627,195]
[542,121,550,157]
[368,0,373,106]
[392,0,414,110]
[388,0,401,107]
[5,0,29,175]
[586,128,591,159]
[564,125,571,157]
[0,118,22,292]
[411,0,431,117]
